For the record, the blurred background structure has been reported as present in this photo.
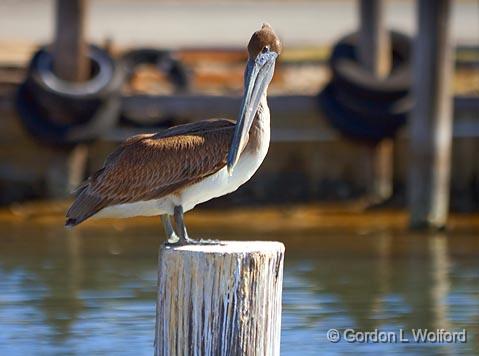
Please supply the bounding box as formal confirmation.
[0,0,478,354]
[1,0,478,219]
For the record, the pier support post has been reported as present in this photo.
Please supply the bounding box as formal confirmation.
[358,0,394,203]
[46,144,89,198]
[408,0,453,229]
[48,0,90,197]
[155,241,285,356]
[53,0,90,82]
[358,0,391,77]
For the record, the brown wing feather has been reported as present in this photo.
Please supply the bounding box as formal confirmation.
[66,119,235,226]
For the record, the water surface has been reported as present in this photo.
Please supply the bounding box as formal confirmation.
[0,224,478,355]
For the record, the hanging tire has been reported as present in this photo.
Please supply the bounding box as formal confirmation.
[16,82,121,148]
[119,48,190,127]
[319,83,407,143]
[333,82,412,125]
[121,48,190,91]
[330,31,412,101]
[16,44,124,147]
[319,30,412,142]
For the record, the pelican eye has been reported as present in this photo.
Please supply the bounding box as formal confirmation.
[262,46,270,54]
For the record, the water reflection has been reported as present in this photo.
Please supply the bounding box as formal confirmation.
[282,232,479,355]
[0,225,478,355]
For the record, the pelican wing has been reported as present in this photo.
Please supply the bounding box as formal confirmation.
[66,119,235,226]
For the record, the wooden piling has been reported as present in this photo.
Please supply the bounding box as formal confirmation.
[46,144,89,198]
[53,0,90,82]
[358,0,391,77]
[358,0,394,202]
[409,0,453,229]
[155,241,285,356]
[49,0,90,196]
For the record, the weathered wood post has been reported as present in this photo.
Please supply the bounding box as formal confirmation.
[358,0,391,77]
[46,144,89,197]
[358,0,394,202]
[155,241,285,356]
[47,0,90,197]
[409,0,453,229]
[53,0,90,82]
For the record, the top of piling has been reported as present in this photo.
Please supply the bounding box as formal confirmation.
[162,240,285,254]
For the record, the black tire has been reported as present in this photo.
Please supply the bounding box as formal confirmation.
[29,45,123,97]
[319,83,406,143]
[25,45,123,125]
[120,48,190,92]
[16,44,124,147]
[119,48,190,127]
[330,31,412,101]
[16,82,121,148]
[333,82,412,124]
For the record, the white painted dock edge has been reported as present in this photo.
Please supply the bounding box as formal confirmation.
[155,241,285,356]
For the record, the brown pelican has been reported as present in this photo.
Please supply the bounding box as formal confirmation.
[66,24,282,245]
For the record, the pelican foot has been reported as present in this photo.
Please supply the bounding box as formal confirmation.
[166,234,180,244]
[163,235,198,246]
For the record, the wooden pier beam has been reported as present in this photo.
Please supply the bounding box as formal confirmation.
[358,0,394,203]
[155,241,285,356]
[53,0,90,82]
[409,0,453,229]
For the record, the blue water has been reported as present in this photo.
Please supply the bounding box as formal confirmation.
[0,227,478,355]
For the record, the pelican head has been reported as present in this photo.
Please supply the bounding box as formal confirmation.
[227,23,282,174]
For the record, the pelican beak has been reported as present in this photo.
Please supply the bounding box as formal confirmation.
[227,50,278,175]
